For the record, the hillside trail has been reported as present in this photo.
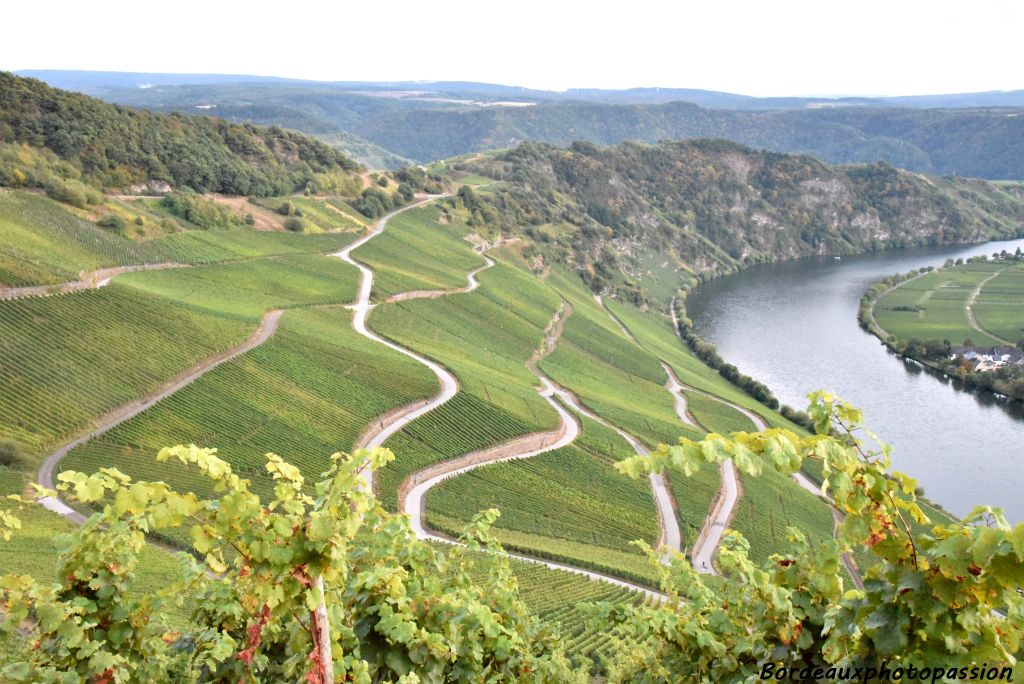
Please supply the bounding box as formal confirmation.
[595,295,743,575]
[398,302,666,599]
[0,262,186,300]
[36,308,286,523]
[525,302,679,562]
[334,207,666,595]
[965,268,1013,345]
[667,294,863,584]
[332,196,459,497]
[525,306,683,567]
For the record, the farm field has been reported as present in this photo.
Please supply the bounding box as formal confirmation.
[873,260,1007,345]
[148,229,358,265]
[732,467,836,566]
[250,196,369,232]
[972,262,1024,343]
[425,416,661,583]
[0,190,364,288]
[352,204,485,300]
[540,271,701,448]
[60,307,439,499]
[0,183,877,673]
[0,189,154,286]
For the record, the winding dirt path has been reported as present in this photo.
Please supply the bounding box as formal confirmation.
[335,200,666,596]
[965,268,1013,345]
[384,252,495,303]
[36,308,286,523]
[658,361,739,575]
[1,263,187,301]
[545,377,683,563]
[332,196,458,496]
[398,303,666,598]
[598,296,746,574]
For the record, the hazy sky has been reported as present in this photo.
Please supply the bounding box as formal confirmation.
[4,0,1022,96]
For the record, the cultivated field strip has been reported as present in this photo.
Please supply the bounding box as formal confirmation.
[0,285,254,454]
[333,196,458,497]
[57,307,438,501]
[0,262,186,300]
[37,308,285,522]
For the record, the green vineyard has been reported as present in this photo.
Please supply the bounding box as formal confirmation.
[370,261,563,508]
[60,307,439,499]
[426,416,662,583]
[0,285,252,454]
[353,204,486,300]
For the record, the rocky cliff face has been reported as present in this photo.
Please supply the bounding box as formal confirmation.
[455,140,1021,294]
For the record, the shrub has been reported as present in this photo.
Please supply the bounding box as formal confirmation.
[0,440,22,467]
[96,214,126,231]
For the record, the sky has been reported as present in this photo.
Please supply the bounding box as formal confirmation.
[4,0,1023,97]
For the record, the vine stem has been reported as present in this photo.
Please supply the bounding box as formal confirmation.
[831,415,920,570]
[311,574,334,684]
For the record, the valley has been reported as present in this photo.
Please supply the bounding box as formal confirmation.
[1,70,1022,680]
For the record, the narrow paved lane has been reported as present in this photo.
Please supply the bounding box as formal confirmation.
[332,196,459,495]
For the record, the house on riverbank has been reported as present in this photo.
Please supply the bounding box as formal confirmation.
[950,346,1024,371]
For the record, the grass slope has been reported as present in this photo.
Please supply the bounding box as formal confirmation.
[118,254,359,320]
[972,263,1024,344]
[874,261,1007,346]
[0,285,253,455]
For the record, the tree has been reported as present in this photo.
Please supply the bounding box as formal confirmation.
[610,392,1023,683]
[0,447,574,682]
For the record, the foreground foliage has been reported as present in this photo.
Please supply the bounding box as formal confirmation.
[2,394,1022,681]
[609,392,1024,682]
[0,447,574,682]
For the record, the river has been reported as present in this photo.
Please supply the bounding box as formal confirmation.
[686,238,1024,523]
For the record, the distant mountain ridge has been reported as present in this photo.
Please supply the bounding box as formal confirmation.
[18,70,1024,109]
[26,71,1024,178]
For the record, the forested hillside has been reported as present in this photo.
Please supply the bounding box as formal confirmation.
[449,140,1024,299]
[0,73,360,195]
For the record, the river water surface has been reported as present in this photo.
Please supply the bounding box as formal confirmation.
[686,239,1024,523]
